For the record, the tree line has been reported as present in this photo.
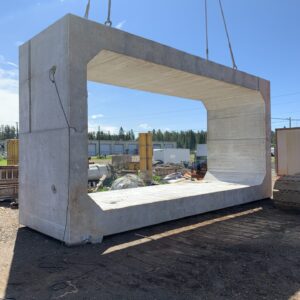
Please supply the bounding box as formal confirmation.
[88,126,207,150]
[88,127,136,141]
[0,125,18,140]
[1,124,277,150]
[89,126,278,150]
[151,129,207,150]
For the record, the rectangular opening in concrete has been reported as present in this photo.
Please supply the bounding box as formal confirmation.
[86,80,207,183]
[86,81,212,211]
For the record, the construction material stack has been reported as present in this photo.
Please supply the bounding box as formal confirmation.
[273,175,300,210]
[139,132,153,184]
[0,140,19,205]
[7,139,19,166]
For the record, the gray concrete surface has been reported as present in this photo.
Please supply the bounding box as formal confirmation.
[19,14,271,245]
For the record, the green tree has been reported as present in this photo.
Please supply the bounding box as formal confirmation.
[119,126,125,140]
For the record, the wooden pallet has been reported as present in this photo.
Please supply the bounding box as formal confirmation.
[0,166,18,200]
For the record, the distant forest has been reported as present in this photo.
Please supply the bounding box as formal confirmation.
[1,124,277,150]
[88,127,207,150]
[0,125,18,140]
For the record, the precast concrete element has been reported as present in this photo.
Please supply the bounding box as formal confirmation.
[19,14,271,245]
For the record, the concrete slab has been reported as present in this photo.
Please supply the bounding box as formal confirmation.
[92,182,249,210]
[19,14,271,245]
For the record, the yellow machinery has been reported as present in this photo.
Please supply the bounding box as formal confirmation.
[7,139,19,166]
[139,133,153,183]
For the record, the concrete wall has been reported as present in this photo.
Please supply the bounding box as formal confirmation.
[19,14,271,245]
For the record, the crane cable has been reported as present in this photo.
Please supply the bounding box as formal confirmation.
[105,0,112,27]
[84,0,91,19]
[84,0,235,69]
[218,0,237,69]
[204,0,209,60]
[84,0,112,27]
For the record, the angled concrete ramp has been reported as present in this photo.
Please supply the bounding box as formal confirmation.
[19,14,271,245]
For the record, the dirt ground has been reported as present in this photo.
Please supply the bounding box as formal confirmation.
[1,199,300,300]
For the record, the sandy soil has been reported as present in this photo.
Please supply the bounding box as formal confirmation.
[1,199,300,300]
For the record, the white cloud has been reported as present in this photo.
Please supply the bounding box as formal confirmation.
[0,90,19,124]
[139,123,152,130]
[115,20,126,29]
[90,113,104,120]
[0,56,19,124]
[0,55,18,68]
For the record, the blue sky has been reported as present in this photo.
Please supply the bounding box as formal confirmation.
[1,0,300,133]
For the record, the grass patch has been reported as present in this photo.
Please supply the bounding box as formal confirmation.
[152,175,167,185]
[97,186,110,192]
[0,159,7,166]
[90,155,112,164]
[190,153,195,163]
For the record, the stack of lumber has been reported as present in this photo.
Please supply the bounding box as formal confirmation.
[273,175,300,210]
[0,166,18,201]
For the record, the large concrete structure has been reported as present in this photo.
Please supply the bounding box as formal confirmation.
[19,14,271,245]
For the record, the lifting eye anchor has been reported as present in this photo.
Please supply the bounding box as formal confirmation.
[105,0,112,27]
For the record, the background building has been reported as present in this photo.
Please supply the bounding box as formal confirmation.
[88,140,176,156]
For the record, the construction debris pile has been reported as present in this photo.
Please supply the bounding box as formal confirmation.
[111,174,145,190]
[88,154,207,193]
[87,133,207,193]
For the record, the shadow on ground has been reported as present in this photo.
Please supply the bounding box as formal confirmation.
[4,200,300,300]
[0,200,12,208]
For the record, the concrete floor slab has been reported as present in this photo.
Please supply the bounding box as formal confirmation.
[91,182,247,210]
